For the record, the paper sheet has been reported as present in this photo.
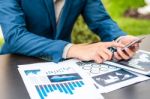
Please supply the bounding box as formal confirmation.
[18,62,104,99]
[61,59,149,93]
[106,50,150,75]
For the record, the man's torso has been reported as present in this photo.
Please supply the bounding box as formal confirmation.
[19,0,85,41]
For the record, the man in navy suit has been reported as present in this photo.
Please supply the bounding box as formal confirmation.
[0,0,139,63]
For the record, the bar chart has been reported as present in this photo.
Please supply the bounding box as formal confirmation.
[35,80,85,99]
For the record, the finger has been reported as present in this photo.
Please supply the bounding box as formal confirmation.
[97,50,110,61]
[133,43,139,47]
[124,48,135,58]
[93,55,103,63]
[103,49,113,60]
[117,48,130,60]
[130,43,139,51]
[114,52,122,60]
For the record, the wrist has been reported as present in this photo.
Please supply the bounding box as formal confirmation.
[66,44,79,59]
[62,43,73,59]
[66,44,87,59]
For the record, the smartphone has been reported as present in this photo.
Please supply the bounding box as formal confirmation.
[122,37,145,50]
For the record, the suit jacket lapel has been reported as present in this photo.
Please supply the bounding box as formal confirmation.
[43,0,56,33]
[56,0,72,39]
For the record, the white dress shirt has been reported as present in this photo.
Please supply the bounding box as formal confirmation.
[53,0,73,59]
[53,0,65,22]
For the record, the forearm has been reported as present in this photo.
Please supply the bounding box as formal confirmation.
[0,0,69,62]
[1,27,69,62]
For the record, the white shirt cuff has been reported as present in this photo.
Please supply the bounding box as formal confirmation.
[62,43,73,59]
[115,36,127,42]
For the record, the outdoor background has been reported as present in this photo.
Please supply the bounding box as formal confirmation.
[72,0,150,43]
[0,0,150,47]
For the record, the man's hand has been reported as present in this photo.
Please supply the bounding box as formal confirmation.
[114,35,140,61]
[67,42,124,63]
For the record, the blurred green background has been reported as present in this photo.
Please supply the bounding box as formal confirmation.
[0,0,150,47]
[0,26,4,48]
[72,0,150,43]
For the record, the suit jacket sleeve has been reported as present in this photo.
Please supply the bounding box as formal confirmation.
[0,0,69,62]
[82,0,126,41]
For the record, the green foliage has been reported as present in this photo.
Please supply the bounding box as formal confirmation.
[72,16,100,44]
[116,18,150,35]
[102,0,145,18]
[72,0,150,43]
[0,37,4,47]
[102,0,150,35]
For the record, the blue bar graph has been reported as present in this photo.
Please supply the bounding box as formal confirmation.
[68,82,75,90]
[60,83,69,94]
[76,81,82,87]
[35,81,85,99]
[44,85,49,93]
[79,81,85,85]
[72,82,77,87]
[35,85,44,99]
[39,85,47,97]
[64,83,73,95]
[56,84,64,92]
[48,85,53,92]
[52,84,57,90]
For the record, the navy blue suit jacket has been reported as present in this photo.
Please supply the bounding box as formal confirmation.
[0,0,126,62]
